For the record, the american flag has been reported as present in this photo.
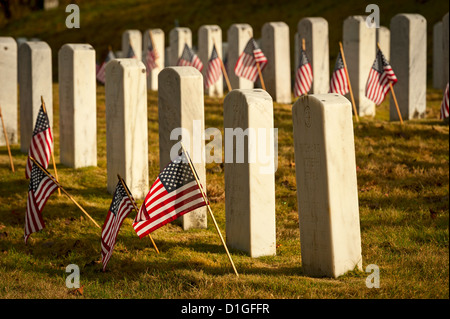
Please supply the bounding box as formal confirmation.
[440,83,449,120]
[133,150,207,239]
[329,51,349,95]
[234,38,267,82]
[96,50,115,84]
[24,164,59,244]
[126,44,136,59]
[145,39,159,73]
[205,44,222,89]
[25,105,53,179]
[365,48,397,105]
[177,44,203,72]
[294,48,313,97]
[101,181,135,271]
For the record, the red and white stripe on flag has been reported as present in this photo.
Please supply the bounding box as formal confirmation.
[294,63,313,97]
[25,107,53,179]
[234,52,267,83]
[101,182,135,271]
[96,62,107,84]
[329,67,349,95]
[365,49,397,105]
[24,166,59,243]
[441,83,449,120]
[205,53,222,89]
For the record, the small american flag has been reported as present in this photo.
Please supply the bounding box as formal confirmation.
[101,181,135,271]
[24,164,59,244]
[205,44,222,89]
[127,45,136,59]
[177,43,203,72]
[133,150,207,239]
[294,49,313,97]
[365,48,397,105]
[25,105,53,179]
[440,83,449,120]
[96,50,115,84]
[145,39,159,73]
[329,51,349,95]
[234,38,267,82]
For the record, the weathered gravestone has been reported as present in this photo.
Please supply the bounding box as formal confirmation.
[390,14,427,121]
[433,22,443,90]
[376,26,390,61]
[122,30,142,61]
[198,25,223,97]
[343,16,376,117]
[18,41,53,153]
[443,13,449,87]
[292,93,362,278]
[227,24,254,90]
[158,67,207,230]
[0,37,18,146]
[261,21,291,103]
[169,27,192,66]
[58,44,97,168]
[223,89,277,258]
[105,59,148,199]
[143,28,164,91]
[297,17,329,94]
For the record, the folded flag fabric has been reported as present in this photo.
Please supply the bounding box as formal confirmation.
[294,48,313,97]
[205,44,222,89]
[24,164,59,244]
[365,48,397,105]
[177,43,203,72]
[96,49,115,84]
[133,150,207,239]
[25,104,53,179]
[329,51,349,96]
[101,181,135,271]
[145,39,159,73]
[234,38,267,82]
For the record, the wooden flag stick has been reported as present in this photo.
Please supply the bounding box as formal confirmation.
[339,42,359,123]
[212,38,232,92]
[0,105,15,172]
[180,143,239,277]
[40,96,61,195]
[256,61,266,91]
[376,42,403,125]
[117,174,160,254]
[29,156,101,229]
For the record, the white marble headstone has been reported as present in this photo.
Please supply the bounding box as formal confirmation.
[198,25,223,97]
[122,30,142,61]
[433,22,443,90]
[297,17,330,94]
[105,59,148,199]
[261,21,291,103]
[343,16,376,117]
[443,13,449,87]
[0,37,18,147]
[390,14,427,121]
[143,28,164,91]
[376,26,390,61]
[58,44,97,168]
[227,24,254,90]
[169,27,192,66]
[158,66,207,230]
[18,41,53,153]
[223,89,277,258]
[292,93,362,278]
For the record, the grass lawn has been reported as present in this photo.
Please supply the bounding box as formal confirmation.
[0,83,448,299]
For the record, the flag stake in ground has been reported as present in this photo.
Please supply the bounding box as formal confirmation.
[40,96,61,195]
[29,156,101,229]
[117,174,160,254]
[180,143,239,277]
[376,42,403,125]
[0,104,15,172]
[212,38,232,92]
[256,61,266,91]
[339,42,359,123]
